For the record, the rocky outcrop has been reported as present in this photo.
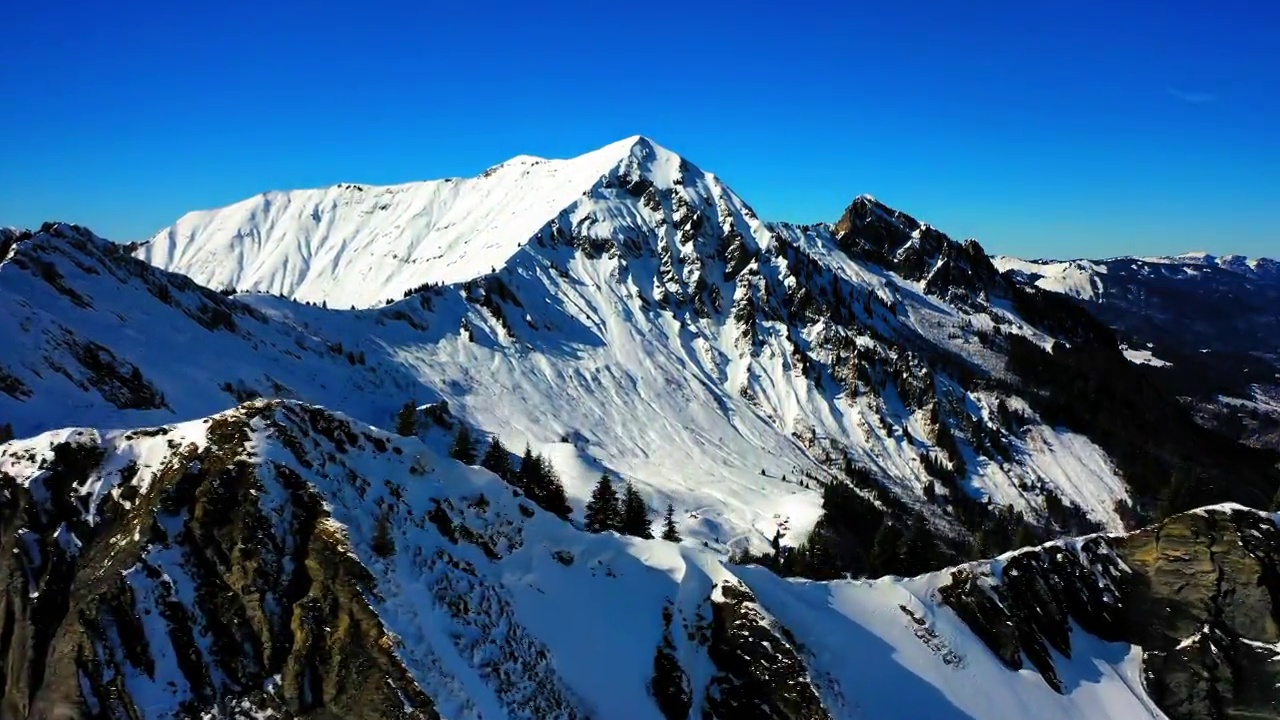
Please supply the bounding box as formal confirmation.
[940,505,1280,720]
[0,405,436,719]
[703,582,830,720]
[831,195,1006,306]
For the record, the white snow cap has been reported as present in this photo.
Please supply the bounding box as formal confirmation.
[137,135,690,309]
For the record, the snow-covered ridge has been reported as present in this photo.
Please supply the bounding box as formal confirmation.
[137,136,714,308]
[993,252,1280,302]
[6,163,1146,560]
[0,399,1189,719]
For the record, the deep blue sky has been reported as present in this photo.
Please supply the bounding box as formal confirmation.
[2,1,1277,259]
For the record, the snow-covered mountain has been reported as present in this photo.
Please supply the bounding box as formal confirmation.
[138,137,725,309]
[994,252,1280,449]
[10,137,1280,553]
[5,136,1280,718]
[3,399,1275,719]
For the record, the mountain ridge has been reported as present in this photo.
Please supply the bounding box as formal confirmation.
[135,136,717,308]
[3,397,1275,719]
[993,250,1280,451]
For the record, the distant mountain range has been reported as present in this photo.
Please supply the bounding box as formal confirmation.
[995,252,1280,449]
[2,137,1277,719]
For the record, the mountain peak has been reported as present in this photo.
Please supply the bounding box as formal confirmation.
[599,133,660,154]
[583,134,689,182]
[135,134,718,307]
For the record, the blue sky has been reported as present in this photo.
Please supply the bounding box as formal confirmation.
[2,1,1277,259]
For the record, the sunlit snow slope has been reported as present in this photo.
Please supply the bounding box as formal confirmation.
[126,137,1138,549]
[140,137,674,308]
[0,401,1180,720]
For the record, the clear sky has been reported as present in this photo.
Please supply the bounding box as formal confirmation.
[2,1,1277,259]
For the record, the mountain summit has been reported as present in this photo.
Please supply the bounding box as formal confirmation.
[137,136,727,308]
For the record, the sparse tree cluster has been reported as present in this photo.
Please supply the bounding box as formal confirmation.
[395,401,419,437]
[584,473,679,541]
[514,445,572,520]
[461,430,572,519]
[450,425,478,465]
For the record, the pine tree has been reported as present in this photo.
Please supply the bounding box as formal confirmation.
[870,521,905,577]
[517,447,572,520]
[620,482,653,539]
[537,454,573,521]
[395,401,418,437]
[450,425,478,465]
[1158,465,1196,520]
[1013,520,1038,549]
[0,422,13,444]
[970,527,992,560]
[660,502,681,542]
[516,445,539,496]
[480,437,512,481]
[584,474,622,533]
[901,516,937,575]
[371,507,396,558]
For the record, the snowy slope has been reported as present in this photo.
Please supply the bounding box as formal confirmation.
[124,138,1137,545]
[0,223,425,435]
[6,157,1143,569]
[991,257,1109,301]
[7,137,1280,718]
[0,400,1183,720]
[139,137,679,308]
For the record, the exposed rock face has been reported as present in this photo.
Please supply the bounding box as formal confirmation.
[648,603,693,720]
[940,505,1280,720]
[832,195,1006,306]
[0,406,435,719]
[703,583,830,720]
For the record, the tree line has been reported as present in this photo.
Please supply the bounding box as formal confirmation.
[443,422,681,542]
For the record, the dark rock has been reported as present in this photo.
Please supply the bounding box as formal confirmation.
[940,506,1280,720]
[703,582,830,720]
[0,406,438,719]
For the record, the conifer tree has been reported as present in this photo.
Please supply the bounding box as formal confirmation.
[901,516,937,575]
[480,437,512,481]
[538,454,573,521]
[661,502,681,542]
[620,481,653,539]
[1158,465,1196,520]
[516,446,572,520]
[516,445,538,496]
[1013,520,1038,549]
[395,401,418,437]
[371,507,396,558]
[870,521,905,577]
[0,422,13,444]
[585,473,622,533]
[450,425,478,465]
[970,527,992,560]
